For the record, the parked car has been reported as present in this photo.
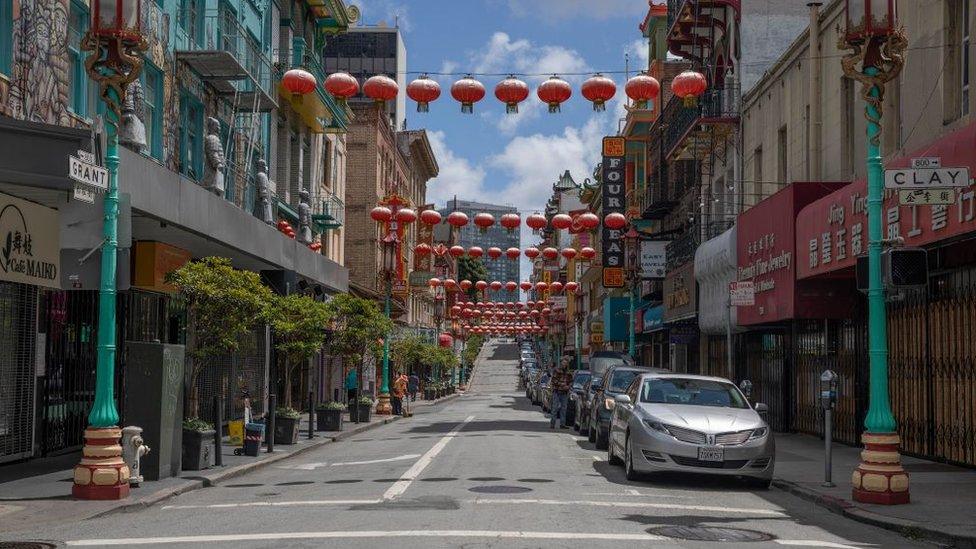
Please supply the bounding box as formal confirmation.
[577,374,603,435]
[524,368,541,399]
[566,370,591,427]
[532,373,551,406]
[607,372,774,488]
[588,365,664,449]
[587,351,634,380]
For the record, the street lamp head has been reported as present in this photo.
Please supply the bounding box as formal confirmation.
[844,0,896,44]
[92,0,142,41]
[381,234,399,274]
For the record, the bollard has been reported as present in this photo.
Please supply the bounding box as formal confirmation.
[267,394,276,454]
[308,391,314,439]
[823,406,834,487]
[213,394,223,467]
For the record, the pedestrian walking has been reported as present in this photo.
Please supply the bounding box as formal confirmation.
[549,357,573,429]
[345,368,358,403]
[392,371,407,415]
[408,373,419,402]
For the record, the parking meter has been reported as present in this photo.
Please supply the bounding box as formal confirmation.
[739,379,753,400]
[820,369,838,487]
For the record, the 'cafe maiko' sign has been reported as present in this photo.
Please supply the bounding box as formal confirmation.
[0,191,60,289]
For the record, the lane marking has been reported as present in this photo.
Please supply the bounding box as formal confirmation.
[471,498,786,516]
[161,499,380,510]
[66,530,666,545]
[775,542,862,549]
[274,454,423,471]
[382,414,475,501]
[626,489,640,496]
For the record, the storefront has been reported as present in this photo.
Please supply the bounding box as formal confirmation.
[736,182,849,432]
[663,261,698,372]
[795,121,976,465]
[637,304,666,368]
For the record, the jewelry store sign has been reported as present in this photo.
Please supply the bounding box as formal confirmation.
[0,191,60,288]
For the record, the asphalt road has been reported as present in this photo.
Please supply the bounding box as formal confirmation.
[6,341,932,548]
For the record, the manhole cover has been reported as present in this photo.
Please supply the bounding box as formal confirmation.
[649,526,774,542]
[468,485,532,494]
[0,543,58,549]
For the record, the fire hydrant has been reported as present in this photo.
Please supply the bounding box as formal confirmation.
[121,426,150,486]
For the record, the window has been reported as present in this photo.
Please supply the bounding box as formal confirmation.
[180,0,204,47]
[964,0,971,116]
[0,0,11,75]
[68,1,89,116]
[842,77,856,176]
[179,92,204,180]
[752,146,762,203]
[945,0,971,122]
[141,63,163,160]
[777,125,788,186]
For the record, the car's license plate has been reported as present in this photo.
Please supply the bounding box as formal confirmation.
[697,447,724,462]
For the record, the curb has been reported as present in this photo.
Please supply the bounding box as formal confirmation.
[90,415,404,519]
[772,479,976,548]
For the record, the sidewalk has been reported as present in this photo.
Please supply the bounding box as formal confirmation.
[773,433,976,548]
[0,393,462,535]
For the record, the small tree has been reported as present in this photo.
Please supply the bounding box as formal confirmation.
[326,294,394,400]
[166,257,273,418]
[267,294,334,409]
[391,335,425,377]
[456,256,488,299]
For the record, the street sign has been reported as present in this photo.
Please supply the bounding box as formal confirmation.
[729,281,755,307]
[911,157,941,169]
[72,184,96,204]
[640,240,668,279]
[898,188,956,206]
[884,167,970,189]
[550,295,568,309]
[68,152,109,191]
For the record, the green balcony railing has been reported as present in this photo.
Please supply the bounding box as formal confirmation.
[311,189,344,230]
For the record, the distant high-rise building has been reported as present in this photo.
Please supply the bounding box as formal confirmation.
[440,200,521,303]
[323,25,407,130]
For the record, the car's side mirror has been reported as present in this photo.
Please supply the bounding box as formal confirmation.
[754,402,769,414]
[615,394,632,405]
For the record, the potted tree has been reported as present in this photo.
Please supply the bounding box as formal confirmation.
[315,401,345,431]
[167,257,271,469]
[325,294,393,422]
[267,293,333,443]
[356,395,374,422]
[181,417,216,471]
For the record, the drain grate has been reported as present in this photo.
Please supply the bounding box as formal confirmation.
[468,485,532,494]
[649,526,774,542]
[0,543,59,549]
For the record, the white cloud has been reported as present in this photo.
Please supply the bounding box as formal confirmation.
[506,0,648,21]
[425,130,489,207]
[625,38,651,72]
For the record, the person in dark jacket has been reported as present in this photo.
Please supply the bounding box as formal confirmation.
[549,357,574,429]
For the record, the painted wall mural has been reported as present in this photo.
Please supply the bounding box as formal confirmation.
[8,0,76,127]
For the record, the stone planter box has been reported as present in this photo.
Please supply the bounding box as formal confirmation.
[316,409,343,431]
[181,429,215,471]
[274,416,301,445]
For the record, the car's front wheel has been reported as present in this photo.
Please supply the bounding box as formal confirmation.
[587,420,596,442]
[595,426,609,450]
[745,477,772,490]
[625,435,643,481]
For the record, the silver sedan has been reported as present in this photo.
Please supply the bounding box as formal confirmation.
[607,373,774,488]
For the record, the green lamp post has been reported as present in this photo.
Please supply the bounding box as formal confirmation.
[624,226,640,359]
[839,0,910,505]
[73,0,146,501]
[378,231,398,415]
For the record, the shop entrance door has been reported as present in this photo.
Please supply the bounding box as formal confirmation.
[0,282,39,463]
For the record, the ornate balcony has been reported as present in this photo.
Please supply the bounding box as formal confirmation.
[175,9,277,111]
[277,39,351,134]
[666,0,740,63]
[662,84,738,161]
[311,190,344,230]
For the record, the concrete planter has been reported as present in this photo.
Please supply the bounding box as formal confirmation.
[274,416,301,445]
[316,409,343,431]
[181,429,215,471]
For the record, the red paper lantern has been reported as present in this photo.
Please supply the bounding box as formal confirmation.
[526,213,547,232]
[581,74,616,112]
[520,281,533,292]
[561,248,578,260]
[535,281,548,291]
[395,208,417,224]
[542,247,559,260]
[451,76,486,113]
[505,281,517,292]
[459,280,473,291]
[579,212,600,230]
[309,242,322,251]
[429,278,442,288]
[625,72,661,110]
[282,69,316,101]
[579,247,596,260]
[447,211,469,228]
[604,212,627,230]
[473,212,495,231]
[524,247,540,259]
[468,246,484,258]
[565,281,579,294]
[475,280,488,291]
[551,213,573,230]
[370,206,392,222]
[671,70,707,107]
[449,245,466,258]
[420,209,442,226]
[414,243,432,256]
[500,213,521,232]
[487,247,502,260]
[407,75,441,112]
[494,76,530,114]
[550,282,564,293]
[324,71,359,105]
[490,281,503,291]
[363,74,399,104]
[537,76,572,113]
[505,247,521,260]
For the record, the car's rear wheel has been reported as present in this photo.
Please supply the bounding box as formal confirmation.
[607,435,623,466]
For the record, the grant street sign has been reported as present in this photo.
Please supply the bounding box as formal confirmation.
[68,151,109,191]
[884,167,970,189]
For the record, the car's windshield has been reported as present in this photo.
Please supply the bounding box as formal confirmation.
[572,372,590,389]
[608,369,640,393]
[588,376,604,391]
[640,378,749,409]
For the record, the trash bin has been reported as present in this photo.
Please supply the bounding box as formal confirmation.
[243,422,265,457]
[228,420,245,446]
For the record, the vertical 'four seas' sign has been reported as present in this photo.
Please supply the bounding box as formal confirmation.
[601,136,626,288]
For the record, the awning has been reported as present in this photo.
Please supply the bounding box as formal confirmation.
[694,225,740,335]
[642,304,664,332]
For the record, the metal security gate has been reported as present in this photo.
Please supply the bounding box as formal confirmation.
[194,325,268,424]
[0,282,39,463]
[736,330,790,432]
